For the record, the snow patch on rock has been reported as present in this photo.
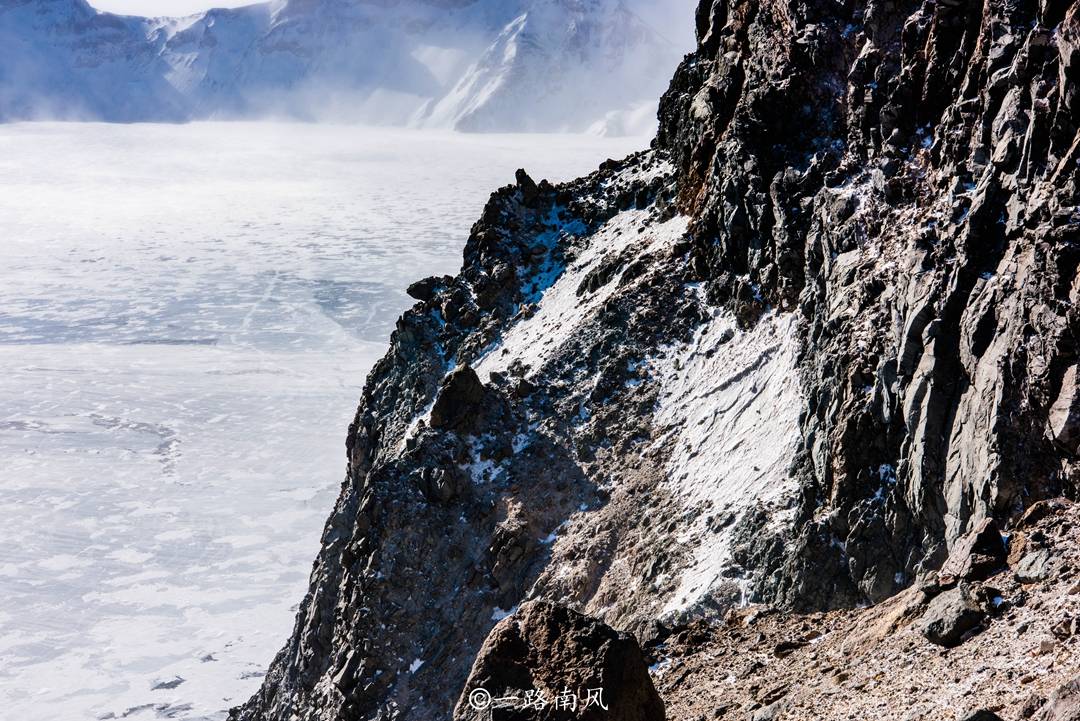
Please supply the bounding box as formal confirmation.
[476,210,688,379]
[651,309,803,615]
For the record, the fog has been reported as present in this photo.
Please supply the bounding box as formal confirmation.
[0,122,647,721]
[0,0,701,133]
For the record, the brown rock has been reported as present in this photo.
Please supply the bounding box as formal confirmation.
[1034,678,1080,720]
[453,601,665,721]
[1018,499,1071,529]
[941,519,1007,581]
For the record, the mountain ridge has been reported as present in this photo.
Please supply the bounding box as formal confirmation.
[229,0,1080,718]
[0,0,690,134]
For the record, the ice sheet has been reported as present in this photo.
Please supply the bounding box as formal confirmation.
[0,122,644,721]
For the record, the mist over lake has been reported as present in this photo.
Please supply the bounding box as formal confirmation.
[0,122,644,721]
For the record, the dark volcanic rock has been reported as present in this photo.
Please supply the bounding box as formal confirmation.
[657,0,1080,610]
[430,365,486,430]
[407,275,453,302]
[231,1,1080,720]
[918,584,986,647]
[452,601,665,721]
[960,711,1004,721]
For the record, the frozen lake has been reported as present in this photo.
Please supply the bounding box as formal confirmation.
[0,122,644,721]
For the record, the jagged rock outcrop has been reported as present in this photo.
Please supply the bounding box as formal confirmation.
[233,0,1079,719]
[452,601,665,721]
[659,0,1080,609]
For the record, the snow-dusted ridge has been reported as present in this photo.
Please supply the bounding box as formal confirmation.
[475,209,688,379]
[0,0,694,133]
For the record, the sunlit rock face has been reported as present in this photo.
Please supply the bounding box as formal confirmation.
[657,0,1080,609]
[3,0,1059,717]
[0,0,693,133]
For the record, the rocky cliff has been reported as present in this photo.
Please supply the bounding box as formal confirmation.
[233,0,1080,719]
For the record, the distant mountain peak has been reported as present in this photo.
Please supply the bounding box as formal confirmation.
[0,0,694,133]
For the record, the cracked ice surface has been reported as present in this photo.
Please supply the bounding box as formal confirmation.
[0,122,643,721]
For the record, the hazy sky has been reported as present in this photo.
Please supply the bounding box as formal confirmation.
[93,0,250,15]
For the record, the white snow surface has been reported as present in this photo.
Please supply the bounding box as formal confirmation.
[476,207,688,379]
[472,190,802,616]
[0,0,697,134]
[652,309,803,615]
[0,122,644,721]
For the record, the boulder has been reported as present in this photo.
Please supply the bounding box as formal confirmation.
[940,518,1007,581]
[430,365,486,430]
[407,275,453,302]
[453,601,665,721]
[918,584,986,647]
[1017,549,1054,584]
[1034,678,1080,720]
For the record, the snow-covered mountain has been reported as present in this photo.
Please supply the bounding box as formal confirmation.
[0,0,188,121]
[415,0,677,132]
[0,0,691,133]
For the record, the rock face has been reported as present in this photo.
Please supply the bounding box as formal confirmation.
[232,0,1080,719]
[658,0,1080,610]
[452,601,665,721]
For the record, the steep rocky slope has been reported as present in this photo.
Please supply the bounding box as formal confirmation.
[233,0,1080,719]
[651,499,1080,721]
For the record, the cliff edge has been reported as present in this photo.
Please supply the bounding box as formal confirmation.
[233,1,1080,719]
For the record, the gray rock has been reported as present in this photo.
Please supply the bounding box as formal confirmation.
[941,518,1007,581]
[1033,678,1080,720]
[918,584,986,647]
[1048,365,1080,455]
[452,601,665,721]
[1017,549,1054,584]
[750,701,785,721]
